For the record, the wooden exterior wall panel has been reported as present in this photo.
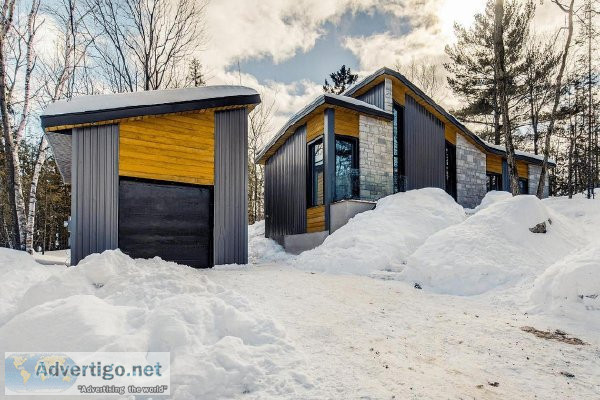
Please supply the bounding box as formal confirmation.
[334,109,359,137]
[307,205,326,233]
[517,161,528,179]
[307,112,324,142]
[445,125,457,145]
[119,112,215,185]
[487,154,503,174]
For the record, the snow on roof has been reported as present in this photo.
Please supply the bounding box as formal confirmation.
[324,92,390,114]
[43,85,259,117]
[484,141,556,165]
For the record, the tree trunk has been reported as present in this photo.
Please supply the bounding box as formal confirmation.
[494,0,520,195]
[25,136,49,253]
[493,79,501,145]
[537,0,575,198]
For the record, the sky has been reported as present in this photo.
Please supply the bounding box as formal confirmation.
[197,0,568,143]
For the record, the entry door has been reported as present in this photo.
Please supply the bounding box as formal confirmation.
[118,178,213,268]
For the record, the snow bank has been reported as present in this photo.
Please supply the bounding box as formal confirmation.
[0,248,64,325]
[468,190,512,214]
[529,241,600,326]
[293,188,465,275]
[0,250,308,399]
[544,193,600,240]
[402,195,582,295]
[248,221,291,265]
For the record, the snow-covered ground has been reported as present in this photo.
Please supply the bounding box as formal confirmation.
[1,190,599,399]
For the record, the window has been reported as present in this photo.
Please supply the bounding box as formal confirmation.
[486,172,502,192]
[308,139,324,207]
[445,141,457,200]
[335,136,359,201]
[519,178,529,194]
[393,104,405,192]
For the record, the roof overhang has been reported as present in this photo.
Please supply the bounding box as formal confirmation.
[256,93,392,164]
[344,67,556,168]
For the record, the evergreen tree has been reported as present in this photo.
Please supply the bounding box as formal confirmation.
[323,65,358,95]
[445,0,534,144]
[187,58,206,87]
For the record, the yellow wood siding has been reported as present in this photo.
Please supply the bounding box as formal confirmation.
[307,205,326,233]
[487,154,503,174]
[119,112,215,185]
[445,125,457,145]
[335,109,359,137]
[517,161,528,179]
[307,112,324,142]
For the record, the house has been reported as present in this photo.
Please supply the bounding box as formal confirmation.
[256,67,554,253]
[41,86,261,268]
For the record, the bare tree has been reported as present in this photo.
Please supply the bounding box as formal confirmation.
[494,0,520,195]
[84,0,207,92]
[537,0,575,198]
[248,94,276,224]
[0,0,42,249]
[395,58,446,102]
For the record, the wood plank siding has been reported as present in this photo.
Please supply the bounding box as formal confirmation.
[307,205,326,233]
[445,125,457,145]
[487,154,503,174]
[334,109,359,137]
[119,112,215,185]
[517,161,528,179]
[307,112,324,142]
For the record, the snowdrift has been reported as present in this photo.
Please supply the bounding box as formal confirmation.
[0,248,64,325]
[293,188,466,275]
[248,220,290,264]
[401,195,582,295]
[468,190,512,214]
[529,241,600,326]
[0,250,307,399]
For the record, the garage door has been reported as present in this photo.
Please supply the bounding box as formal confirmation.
[118,178,213,268]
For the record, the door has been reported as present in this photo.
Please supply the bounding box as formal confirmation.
[118,178,213,268]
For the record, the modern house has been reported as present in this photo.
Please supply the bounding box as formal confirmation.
[256,67,553,252]
[42,86,261,267]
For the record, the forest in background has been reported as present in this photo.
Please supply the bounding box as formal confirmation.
[0,0,597,252]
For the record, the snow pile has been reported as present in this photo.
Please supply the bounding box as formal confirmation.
[0,250,308,399]
[293,188,465,275]
[248,220,291,265]
[529,241,600,326]
[468,190,512,214]
[0,248,64,325]
[544,193,600,240]
[402,195,582,295]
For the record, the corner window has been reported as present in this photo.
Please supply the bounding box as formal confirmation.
[308,139,324,207]
[334,136,359,202]
[519,178,529,194]
[486,172,502,192]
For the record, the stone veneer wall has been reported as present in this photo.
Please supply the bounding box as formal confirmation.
[359,115,394,201]
[456,134,487,208]
[528,164,549,197]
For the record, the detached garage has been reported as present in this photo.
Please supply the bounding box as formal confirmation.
[41,86,261,268]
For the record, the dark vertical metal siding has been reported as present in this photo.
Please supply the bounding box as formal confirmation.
[264,125,307,241]
[70,124,119,266]
[502,160,510,192]
[403,95,445,190]
[214,108,248,265]
[357,82,385,109]
[323,108,335,231]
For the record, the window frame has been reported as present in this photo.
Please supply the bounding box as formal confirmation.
[486,172,503,192]
[334,134,360,202]
[307,137,324,208]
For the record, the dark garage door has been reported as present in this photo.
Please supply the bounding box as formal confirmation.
[118,178,213,268]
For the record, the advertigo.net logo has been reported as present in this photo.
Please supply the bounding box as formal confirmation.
[4,352,170,396]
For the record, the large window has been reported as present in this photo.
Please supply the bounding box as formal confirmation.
[393,104,405,192]
[486,172,502,192]
[519,178,529,194]
[335,136,359,201]
[445,141,457,200]
[308,139,324,207]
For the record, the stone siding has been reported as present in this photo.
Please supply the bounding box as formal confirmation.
[359,115,394,201]
[384,78,393,112]
[528,164,549,197]
[456,134,487,208]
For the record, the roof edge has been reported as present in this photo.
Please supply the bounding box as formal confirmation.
[41,93,261,129]
[344,67,556,167]
[255,93,392,164]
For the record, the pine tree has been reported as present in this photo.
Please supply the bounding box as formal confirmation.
[445,0,534,144]
[323,65,358,95]
[187,58,206,87]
